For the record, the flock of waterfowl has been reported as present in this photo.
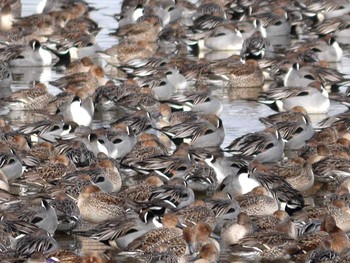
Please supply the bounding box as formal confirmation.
[2,0,350,262]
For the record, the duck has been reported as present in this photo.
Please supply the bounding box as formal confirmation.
[0,39,53,67]
[0,61,11,88]
[258,81,330,114]
[220,212,254,245]
[98,40,158,66]
[160,114,225,148]
[225,127,285,163]
[1,82,54,111]
[91,123,137,160]
[10,199,58,235]
[268,157,315,192]
[12,229,58,257]
[73,211,162,250]
[127,213,183,253]
[77,185,125,223]
[235,186,279,216]
[209,59,265,88]
[57,91,94,127]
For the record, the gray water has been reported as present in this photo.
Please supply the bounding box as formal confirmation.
[4,0,350,262]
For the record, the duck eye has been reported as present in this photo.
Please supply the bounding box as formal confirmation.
[113,138,123,144]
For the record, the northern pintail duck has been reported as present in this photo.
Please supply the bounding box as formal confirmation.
[37,0,89,15]
[77,185,125,223]
[18,119,77,143]
[282,62,350,89]
[225,127,284,163]
[235,186,279,216]
[209,59,265,88]
[93,80,138,111]
[0,39,52,67]
[1,83,53,111]
[259,106,309,127]
[173,200,216,229]
[314,14,350,44]
[46,250,81,263]
[248,160,305,214]
[325,200,350,233]
[160,114,225,148]
[0,62,11,88]
[269,157,314,192]
[132,143,192,179]
[57,91,94,127]
[301,0,350,20]
[205,153,250,185]
[273,113,315,150]
[127,213,183,253]
[137,73,176,101]
[321,213,350,254]
[49,64,107,96]
[115,175,164,203]
[256,7,291,37]
[251,210,297,238]
[288,36,343,62]
[73,211,162,250]
[0,2,17,32]
[112,16,162,43]
[65,56,94,75]
[188,23,243,51]
[56,160,120,194]
[205,193,241,221]
[115,88,162,118]
[318,109,350,129]
[217,165,260,197]
[116,2,144,27]
[48,192,80,233]
[167,86,223,116]
[110,111,152,136]
[98,41,158,66]
[146,179,195,210]
[259,81,330,114]
[26,141,56,163]
[220,212,254,245]
[184,222,219,255]
[192,2,227,31]
[184,160,218,193]
[0,170,9,192]
[0,152,24,181]
[135,220,214,259]
[233,231,295,258]
[303,247,341,263]
[240,29,272,60]
[121,133,168,167]
[57,140,97,168]
[193,242,220,263]
[12,229,58,257]
[93,159,123,193]
[89,123,137,159]
[259,106,315,150]
[312,155,350,183]
[9,199,58,236]
[307,126,340,147]
[23,154,73,184]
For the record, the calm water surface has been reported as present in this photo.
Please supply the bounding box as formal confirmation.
[3,0,350,262]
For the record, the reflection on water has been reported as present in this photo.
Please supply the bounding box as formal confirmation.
[11,66,53,87]
[3,0,350,262]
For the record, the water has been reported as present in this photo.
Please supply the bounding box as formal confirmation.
[4,0,350,262]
